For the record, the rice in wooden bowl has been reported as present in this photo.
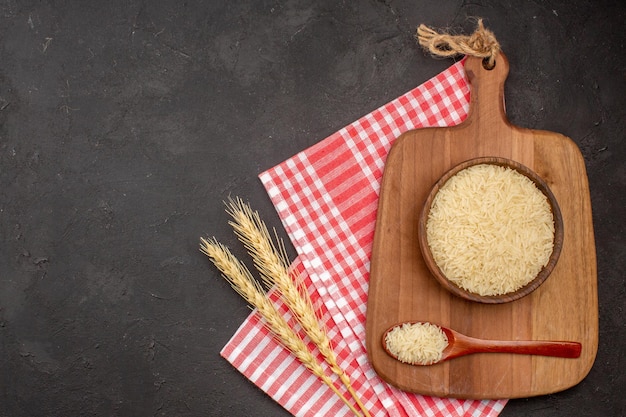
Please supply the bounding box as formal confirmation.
[418,157,564,304]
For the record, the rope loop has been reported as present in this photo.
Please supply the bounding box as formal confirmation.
[416,19,500,69]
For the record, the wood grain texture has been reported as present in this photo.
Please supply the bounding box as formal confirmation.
[365,54,598,399]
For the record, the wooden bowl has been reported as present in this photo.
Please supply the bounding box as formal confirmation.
[418,157,564,304]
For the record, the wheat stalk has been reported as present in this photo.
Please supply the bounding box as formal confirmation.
[199,238,364,417]
[225,197,372,417]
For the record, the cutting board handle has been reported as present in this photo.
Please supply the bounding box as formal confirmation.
[463,53,510,128]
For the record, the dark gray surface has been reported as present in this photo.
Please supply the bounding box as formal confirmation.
[1,1,624,416]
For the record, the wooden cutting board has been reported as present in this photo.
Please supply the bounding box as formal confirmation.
[366,54,598,399]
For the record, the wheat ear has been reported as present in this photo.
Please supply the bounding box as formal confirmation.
[225,198,371,417]
[199,238,363,417]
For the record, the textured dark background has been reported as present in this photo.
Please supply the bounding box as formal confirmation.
[1,1,624,416]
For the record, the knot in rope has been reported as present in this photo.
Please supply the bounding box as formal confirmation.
[416,19,501,68]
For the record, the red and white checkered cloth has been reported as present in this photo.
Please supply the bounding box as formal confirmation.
[221,60,507,416]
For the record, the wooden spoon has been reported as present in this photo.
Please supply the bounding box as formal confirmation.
[382,322,582,365]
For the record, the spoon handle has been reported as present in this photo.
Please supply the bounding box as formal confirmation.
[468,339,582,358]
